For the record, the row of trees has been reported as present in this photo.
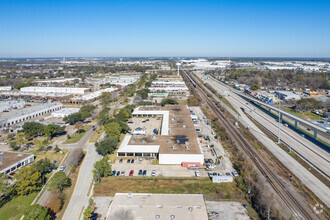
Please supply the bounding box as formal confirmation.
[95,105,135,155]
[63,104,96,125]
[22,122,65,139]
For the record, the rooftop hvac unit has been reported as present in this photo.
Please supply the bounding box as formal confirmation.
[172,146,176,149]
[0,152,5,155]
[185,146,190,150]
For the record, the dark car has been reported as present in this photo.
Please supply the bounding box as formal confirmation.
[226,172,231,176]
[111,170,116,176]
[127,159,131,163]
[119,159,123,163]
[131,159,134,164]
[143,170,147,176]
[116,171,120,176]
[138,169,143,176]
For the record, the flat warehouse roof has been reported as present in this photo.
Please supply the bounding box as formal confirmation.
[0,151,34,172]
[108,193,208,220]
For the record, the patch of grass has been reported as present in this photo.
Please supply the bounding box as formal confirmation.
[281,106,321,121]
[0,192,38,220]
[63,125,91,144]
[28,149,67,167]
[94,177,243,199]
[93,75,105,78]
[89,127,104,143]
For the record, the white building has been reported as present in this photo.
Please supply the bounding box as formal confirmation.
[0,100,25,112]
[105,75,141,87]
[71,87,118,102]
[21,87,89,95]
[51,107,80,118]
[0,151,34,174]
[0,103,62,129]
[107,193,208,220]
[117,106,204,165]
[0,86,12,91]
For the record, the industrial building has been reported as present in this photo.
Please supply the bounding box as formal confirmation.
[107,193,208,220]
[0,86,12,91]
[275,91,301,101]
[105,75,141,87]
[0,103,62,129]
[20,86,89,95]
[0,91,73,102]
[0,100,25,112]
[117,105,204,165]
[51,107,80,118]
[148,87,189,95]
[70,87,118,103]
[0,151,34,174]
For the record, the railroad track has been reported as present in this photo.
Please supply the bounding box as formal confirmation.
[182,69,314,220]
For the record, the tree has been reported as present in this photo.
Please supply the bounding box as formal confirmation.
[116,109,130,122]
[22,122,44,137]
[98,108,110,125]
[161,98,178,106]
[9,141,17,150]
[34,158,54,175]
[0,173,10,195]
[64,112,83,124]
[93,157,112,183]
[83,206,93,220]
[75,121,84,133]
[54,145,61,152]
[104,122,121,140]
[95,136,118,155]
[250,85,260,90]
[15,132,27,147]
[48,171,70,191]
[14,166,42,196]
[44,124,65,138]
[24,204,51,220]
[136,88,149,99]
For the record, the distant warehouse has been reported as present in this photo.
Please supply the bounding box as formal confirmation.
[275,91,301,101]
[0,103,62,129]
[20,86,89,95]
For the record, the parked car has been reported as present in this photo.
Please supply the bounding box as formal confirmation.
[121,171,125,176]
[207,164,217,169]
[139,158,143,164]
[59,165,66,171]
[116,171,120,176]
[131,159,134,164]
[129,170,134,176]
[226,172,231,176]
[300,134,305,138]
[138,169,143,176]
[111,170,116,176]
[128,120,133,123]
[119,159,123,163]
[127,159,131,163]
[208,172,213,177]
[232,171,239,177]
[143,170,147,176]
[195,171,200,177]
[151,170,156,176]
[284,124,288,127]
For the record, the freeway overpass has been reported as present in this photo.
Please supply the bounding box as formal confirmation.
[211,77,330,141]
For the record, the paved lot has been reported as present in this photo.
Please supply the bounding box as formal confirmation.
[205,201,249,220]
[92,196,113,220]
[112,159,197,177]
[128,117,162,135]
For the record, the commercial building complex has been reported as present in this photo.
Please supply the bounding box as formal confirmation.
[0,100,25,112]
[51,107,80,118]
[0,151,34,174]
[275,91,301,101]
[71,87,117,103]
[105,75,141,87]
[107,193,208,220]
[0,103,62,129]
[21,86,89,95]
[117,105,204,165]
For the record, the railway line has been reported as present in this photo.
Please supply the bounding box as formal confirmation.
[181,69,315,220]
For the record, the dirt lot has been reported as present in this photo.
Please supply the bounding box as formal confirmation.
[205,201,250,220]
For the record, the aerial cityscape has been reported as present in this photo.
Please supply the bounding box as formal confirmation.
[0,1,329,220]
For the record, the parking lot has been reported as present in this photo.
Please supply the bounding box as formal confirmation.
[189,107,236,176]
[128,117,162,135]
[112,158,197,177]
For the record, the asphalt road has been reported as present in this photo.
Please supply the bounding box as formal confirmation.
[195,72,330,208]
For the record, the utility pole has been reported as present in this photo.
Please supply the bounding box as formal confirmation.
[278,99,281,144]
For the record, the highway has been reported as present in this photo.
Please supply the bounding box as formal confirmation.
[192,71,330,208]
[198,72,330,178]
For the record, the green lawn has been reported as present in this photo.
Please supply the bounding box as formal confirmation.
[0,192,38,220]
[63,131,86,144]
[281,107,321,121]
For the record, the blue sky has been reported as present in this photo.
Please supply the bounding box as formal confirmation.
[0,0,329,57]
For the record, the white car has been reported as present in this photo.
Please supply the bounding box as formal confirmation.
[151,170,156,176]
[0,142,8,145]
[59,165,66,171]
[207,164,217,169]
[195,171,200,177]
[232,171,239,177]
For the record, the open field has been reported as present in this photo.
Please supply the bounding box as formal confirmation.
[30,149,67,167]
[0,192,38,220]
[89,126,104,143]
[281,106,321,121]
[94,177,243,199]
